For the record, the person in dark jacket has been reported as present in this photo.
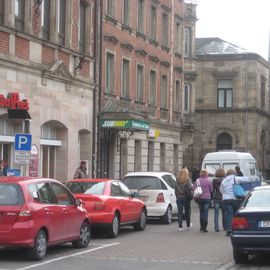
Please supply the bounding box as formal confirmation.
[235,166,243,176]
[0,160,4,176]
[175,168,193,231]
[212,168,225,232]
[73,161,88,179]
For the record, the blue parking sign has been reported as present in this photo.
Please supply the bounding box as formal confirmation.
[15,134,32,151]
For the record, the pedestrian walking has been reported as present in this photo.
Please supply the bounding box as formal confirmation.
[0,160,4,176]
[193,169,213,233]
[175,167,193,231]
[212,168,226,232]
[220,168,250,236]
[235,165,243,176]
[73,161,88,179]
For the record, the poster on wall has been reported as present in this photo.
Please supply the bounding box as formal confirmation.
[29,144,38,177]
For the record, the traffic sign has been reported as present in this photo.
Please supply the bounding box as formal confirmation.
[14,151,31,164]
[14,134,32,151]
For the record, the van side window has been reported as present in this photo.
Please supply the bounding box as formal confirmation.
[249,162,256,176]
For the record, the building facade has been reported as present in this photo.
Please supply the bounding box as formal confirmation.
[0,0,96,180]
[185,38,270,179]
[97,0,197,178]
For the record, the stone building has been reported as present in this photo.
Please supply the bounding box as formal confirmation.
[184,37,270,178]
[0,0,96,180]
[97,0,197,178]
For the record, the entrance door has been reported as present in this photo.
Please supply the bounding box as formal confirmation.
[42,145,56,178]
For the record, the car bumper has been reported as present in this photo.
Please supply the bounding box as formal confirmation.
[145,204,168,218]
[231,232,270,252]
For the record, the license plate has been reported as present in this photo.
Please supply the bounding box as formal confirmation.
[259,221,270,228]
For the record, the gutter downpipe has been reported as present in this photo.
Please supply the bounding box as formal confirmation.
[244,54,248,151]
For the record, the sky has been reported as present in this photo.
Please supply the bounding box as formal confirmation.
[196,0,270,60]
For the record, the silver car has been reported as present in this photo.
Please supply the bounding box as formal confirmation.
[122,172,177,224]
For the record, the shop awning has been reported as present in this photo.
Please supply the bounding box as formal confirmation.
[8,109,31,119]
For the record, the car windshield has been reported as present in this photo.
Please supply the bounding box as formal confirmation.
[123,176,163,190]
[0,183,24,205]
[243,189,270,208]
[67,181,105,195]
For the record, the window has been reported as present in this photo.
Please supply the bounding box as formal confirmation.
[174,80,181,111]
[162,12,169,46]
[184,84,191,112]
[119,182,132,197]
[149,70,156,105]
[136,64,144,101]
[160,143,165,171]
[42,145,56,178]
[261,76,266,109]
[35,182,57,204]
[175,22,181,52]
[57,0,66,45]
[15,0,25,31]
[107,0,115,17]
[121,58,130,97]
[147,141,154,171]
[184,28,190,57]
[134,140,141,171]
[161,75,168,108]
[41,0,50,40]
[50,183,74,206]
[79,0,86,53]
[137,0,144,33]
[123,0,130,25]
[150,5,157,40]
[111,182,123,196]
[0,0,4,24]
[217,80,233,108]
[106,52,115,93]
[216,132,232,150]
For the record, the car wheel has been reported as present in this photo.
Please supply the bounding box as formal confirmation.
[72,221,91,248]
[29,230,47,260]
[134,209,147,231]
[162,206,172,224]
[107,214,120,238]
[233,250,249,264]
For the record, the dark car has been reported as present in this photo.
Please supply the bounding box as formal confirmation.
[231,185,270,264]
[0,177,91,260]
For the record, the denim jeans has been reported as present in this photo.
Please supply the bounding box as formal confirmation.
[176,197,191,228]
[223,199,241,231]
[197,199,211,222]
[213,200,225,231]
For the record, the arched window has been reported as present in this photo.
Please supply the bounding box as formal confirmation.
[216,132,232,150]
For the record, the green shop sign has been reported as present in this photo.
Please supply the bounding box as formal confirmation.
[100,120,150,131]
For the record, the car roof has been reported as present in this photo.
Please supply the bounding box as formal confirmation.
[0,176,60,184]
[68,178,119,183]
[124,171,174,177]
[253,185,270,191]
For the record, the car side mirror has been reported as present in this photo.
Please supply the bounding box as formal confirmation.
[132,191,140,197]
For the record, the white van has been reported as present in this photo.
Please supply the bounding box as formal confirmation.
[201,151,261,182]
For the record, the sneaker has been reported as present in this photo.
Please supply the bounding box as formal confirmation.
[187,226,191,230]
[178,228,183,231]
[215,229,220,232]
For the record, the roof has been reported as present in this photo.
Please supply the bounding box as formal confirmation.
[124,172,175,178]
[68,178,117,182]
[0,176,57,184]
[196,37,252,56]
[203,151,255,161]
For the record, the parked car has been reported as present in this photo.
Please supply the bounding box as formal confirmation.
[0,177,91,260]
[231,185,270,264]
[122,172,177,224]
[66,178,147,238]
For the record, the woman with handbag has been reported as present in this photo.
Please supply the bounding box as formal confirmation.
[220,169,250,236]
[175,168,193,231]
[193,169,213,233]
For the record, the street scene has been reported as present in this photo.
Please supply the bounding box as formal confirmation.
[1,206,270,270]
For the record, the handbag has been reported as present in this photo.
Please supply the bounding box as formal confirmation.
[193,179,203,199]
[233,177,246,199]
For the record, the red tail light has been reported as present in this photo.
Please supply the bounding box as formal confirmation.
[156,193,165,203]
[232,217,249,230]
[93,201,105,210]
[16,209,32,222]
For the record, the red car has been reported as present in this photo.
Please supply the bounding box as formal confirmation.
[0,177,91,260]
[66,178,147,238]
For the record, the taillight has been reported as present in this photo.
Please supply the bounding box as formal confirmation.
[156,193,165,203]
[93,201,105,210]
[16,209,32,222]
[232,217,249,230]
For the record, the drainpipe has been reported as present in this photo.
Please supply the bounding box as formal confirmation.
[244,55,248,151]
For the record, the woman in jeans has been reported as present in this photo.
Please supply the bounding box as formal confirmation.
[212,168,226,232]
[175,168,193,231]
[220,169,249,236]
[193,169,213,232]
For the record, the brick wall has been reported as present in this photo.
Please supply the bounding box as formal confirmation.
[0,31,9,54]
[15,37,30,61]
[42,45,55,65]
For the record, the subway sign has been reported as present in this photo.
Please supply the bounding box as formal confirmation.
[100,120,150,131]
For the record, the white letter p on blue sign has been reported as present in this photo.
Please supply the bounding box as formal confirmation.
[15,134,32,151]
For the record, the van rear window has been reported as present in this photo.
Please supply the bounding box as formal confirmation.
[205,164,220,177]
